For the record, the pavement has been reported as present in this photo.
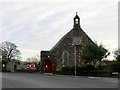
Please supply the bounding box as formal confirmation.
[42,73,119,80]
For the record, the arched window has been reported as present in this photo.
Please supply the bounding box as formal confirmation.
[62,51,69,66]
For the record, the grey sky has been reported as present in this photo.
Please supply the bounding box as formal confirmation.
[0,0,118,60]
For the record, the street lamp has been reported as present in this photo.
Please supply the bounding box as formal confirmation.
[73,36,82,76]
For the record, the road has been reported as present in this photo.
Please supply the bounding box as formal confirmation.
[2,73,119,88]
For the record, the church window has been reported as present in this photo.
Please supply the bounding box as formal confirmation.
[62,51,69,66]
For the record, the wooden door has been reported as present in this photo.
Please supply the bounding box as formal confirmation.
[44,60,52,73]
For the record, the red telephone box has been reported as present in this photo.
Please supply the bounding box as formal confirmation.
[44,60,53,73]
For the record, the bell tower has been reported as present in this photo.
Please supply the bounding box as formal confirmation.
[74,12,80,28]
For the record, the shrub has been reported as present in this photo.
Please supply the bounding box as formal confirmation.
[86,65,95,71]
[62,66,71,72]
[111,62,120,72]
[62,65,95,75]
[96,65,103,70]
[62,66,72,75]
[61,65,112,77]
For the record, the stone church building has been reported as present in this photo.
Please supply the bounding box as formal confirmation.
[41,13,93,72]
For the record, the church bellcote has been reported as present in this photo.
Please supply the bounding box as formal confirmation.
[74,12,80,28]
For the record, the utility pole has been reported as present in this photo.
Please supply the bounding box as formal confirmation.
[74,45,77,76]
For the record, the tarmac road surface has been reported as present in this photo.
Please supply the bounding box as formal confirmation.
[2,73,119,88]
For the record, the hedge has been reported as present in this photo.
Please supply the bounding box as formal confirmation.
[110,62,120,72]
[61,65,113,77]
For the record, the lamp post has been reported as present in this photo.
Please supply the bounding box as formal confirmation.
[74,45,77,76]
[73,36,82,76]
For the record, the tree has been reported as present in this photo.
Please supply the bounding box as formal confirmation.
[96,44,110,64]
[114,49,120,62]
[0,41,21,62]
[81,42,109,66]
[26,55,40,63]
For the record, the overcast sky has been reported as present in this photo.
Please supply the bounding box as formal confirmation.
[0,0,118,60]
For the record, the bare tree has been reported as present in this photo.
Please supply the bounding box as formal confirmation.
[26,55,40,63]
[0,41,21,62]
